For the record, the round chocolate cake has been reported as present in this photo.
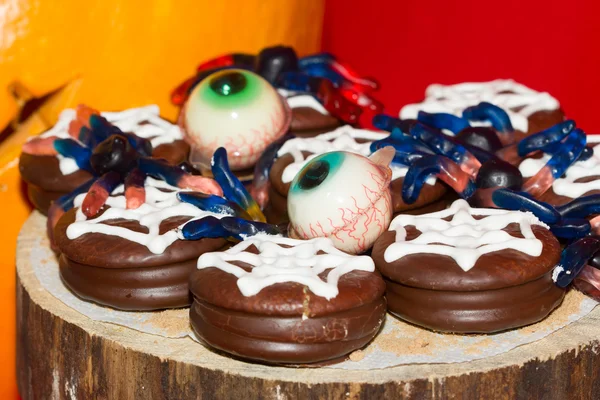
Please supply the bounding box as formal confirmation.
[372,199,565,333]
[189,234,386,364]
[54,177,227,311]
[19,105,190,214]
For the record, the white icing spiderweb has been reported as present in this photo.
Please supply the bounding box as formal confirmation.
[385,199,549,271]
[197,234,375,300]
[66,177,228,255]
[399,79,560,133]
[276,125,415,183]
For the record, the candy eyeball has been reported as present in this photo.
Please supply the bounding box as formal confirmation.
[180,69,291,171]
[287,151,393,254]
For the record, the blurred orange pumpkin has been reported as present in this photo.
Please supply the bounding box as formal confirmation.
[0,0,325,131]
[0,1,325,397]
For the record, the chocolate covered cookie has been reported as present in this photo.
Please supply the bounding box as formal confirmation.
[372,199,564,333]
[189,234,386,364]
[264,126,448,224]
[54,177,227,310]
[19,105,189,214]
[400,80,564,136]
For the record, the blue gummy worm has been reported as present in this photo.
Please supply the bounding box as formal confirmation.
[277,71,322,93]
[55,178,96,212]
[402,155,475,204]
[556,194,600,219]
[545,129,586,179]
[549,218,591,240]
[177,192,250,219]
[516,120,576,157]
[462,102,514,133]
[53,138,93,172]
[211,147,258,212]
[417,111,470,134]
[410,123,473,166]
[554,236,600,288]
[491,188,561,224]
[179,216,230,240]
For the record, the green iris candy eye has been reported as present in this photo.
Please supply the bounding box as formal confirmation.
[291,152,345,194]
[198,69,261,108]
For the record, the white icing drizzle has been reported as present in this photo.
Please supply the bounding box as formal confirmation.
[197,234,375,300]
[38,105,183,175]
[276,125,436,185]
[66,177,228,255]
[519,143,600,198]
[385,199,548,271]
[400,79,560,133]
[277,88,329,115]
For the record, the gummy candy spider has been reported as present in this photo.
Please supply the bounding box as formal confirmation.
[171,45,383,129]
[372,104,590,205]
[21,107,270,244]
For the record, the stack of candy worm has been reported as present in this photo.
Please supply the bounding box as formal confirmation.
[18,45,600,365]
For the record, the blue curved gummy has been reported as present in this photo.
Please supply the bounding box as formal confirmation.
[299,63,344,87]
[179,215,282,241]
[298,53,335,69]
[554,237,600,288]
[417,111,470,134]
[372,115,416,138]
[549,218,591,240]
[277,71,322,93]
[53,138,93,172]
[516,120,576,157]
[491,188,561,224]
[402,155,475,204]
[177,192,251,219]
[410,123,476,167]
[544,128,586,179]
[179,216,230,240]
[370,135,431,166]
[138,157,184,187]
[462,102,513,133]
[556,194,600,219]
[211,147,261,215]
[252,134,294,194]
[55,178,96,212]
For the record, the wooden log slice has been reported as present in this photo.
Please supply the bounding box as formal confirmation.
[16,212,600,399]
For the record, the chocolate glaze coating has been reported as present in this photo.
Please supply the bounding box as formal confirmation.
[289,107,341,136]
[373,224,560,291]
[60,254,196,310]
[385,273,565,333]
[189,263,386,364]
[190,266,385,317]
[54,206,226,310]
[190,298,386,364]
[372,221,562,332]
